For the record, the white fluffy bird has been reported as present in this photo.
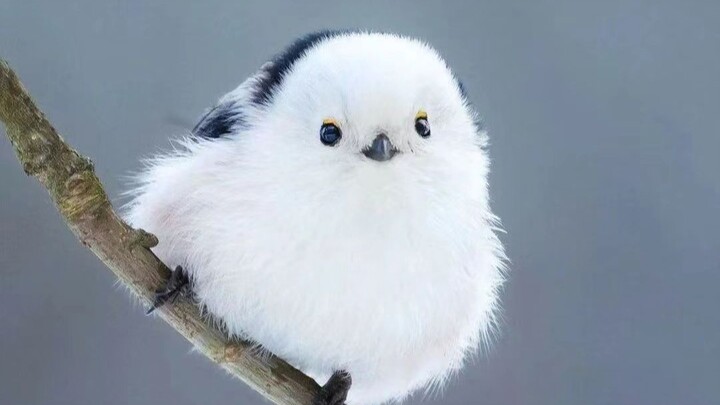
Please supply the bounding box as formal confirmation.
[126,31,505,405]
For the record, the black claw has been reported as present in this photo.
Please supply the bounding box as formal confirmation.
[147,265,190,315]
[314,370,352,405]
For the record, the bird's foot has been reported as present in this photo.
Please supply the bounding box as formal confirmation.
[314,370,352,405]
[146,265,191,314]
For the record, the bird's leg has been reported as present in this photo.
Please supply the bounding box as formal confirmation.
[314,370,352,405]
[146,265,191,314]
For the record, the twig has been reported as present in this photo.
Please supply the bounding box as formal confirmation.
[0,58,321,405]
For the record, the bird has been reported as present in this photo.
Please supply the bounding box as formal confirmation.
[125,30,506,405]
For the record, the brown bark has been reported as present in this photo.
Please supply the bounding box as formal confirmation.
[0,59,321,405]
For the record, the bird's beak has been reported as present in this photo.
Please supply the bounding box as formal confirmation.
[362,134,397,162]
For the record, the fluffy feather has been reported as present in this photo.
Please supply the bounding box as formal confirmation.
[125,31,505,405]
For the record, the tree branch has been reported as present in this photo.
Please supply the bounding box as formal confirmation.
[0,58,321,405]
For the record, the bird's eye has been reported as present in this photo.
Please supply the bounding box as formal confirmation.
[320,119,342,146]
[415,111,431,138]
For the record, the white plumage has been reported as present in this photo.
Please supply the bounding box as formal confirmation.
[125,31,505,405]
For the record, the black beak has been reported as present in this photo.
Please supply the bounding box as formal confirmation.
[362,134,397,162]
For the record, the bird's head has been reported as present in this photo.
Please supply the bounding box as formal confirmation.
[191,31,488,208]
[241,32,483,173]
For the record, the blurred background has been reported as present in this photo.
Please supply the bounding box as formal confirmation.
[1,1,719,404]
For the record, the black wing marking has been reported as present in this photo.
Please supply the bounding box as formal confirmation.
[192,100,246,139]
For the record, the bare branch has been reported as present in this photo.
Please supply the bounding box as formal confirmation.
[0,58,321,405]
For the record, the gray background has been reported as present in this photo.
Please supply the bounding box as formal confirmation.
[1,1,718,404]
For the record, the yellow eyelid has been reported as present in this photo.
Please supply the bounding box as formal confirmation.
[415,110,428,120]
[322,118,339,126]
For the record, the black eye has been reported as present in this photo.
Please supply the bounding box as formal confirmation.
[415,116,431,138]
[320,123,342,146]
